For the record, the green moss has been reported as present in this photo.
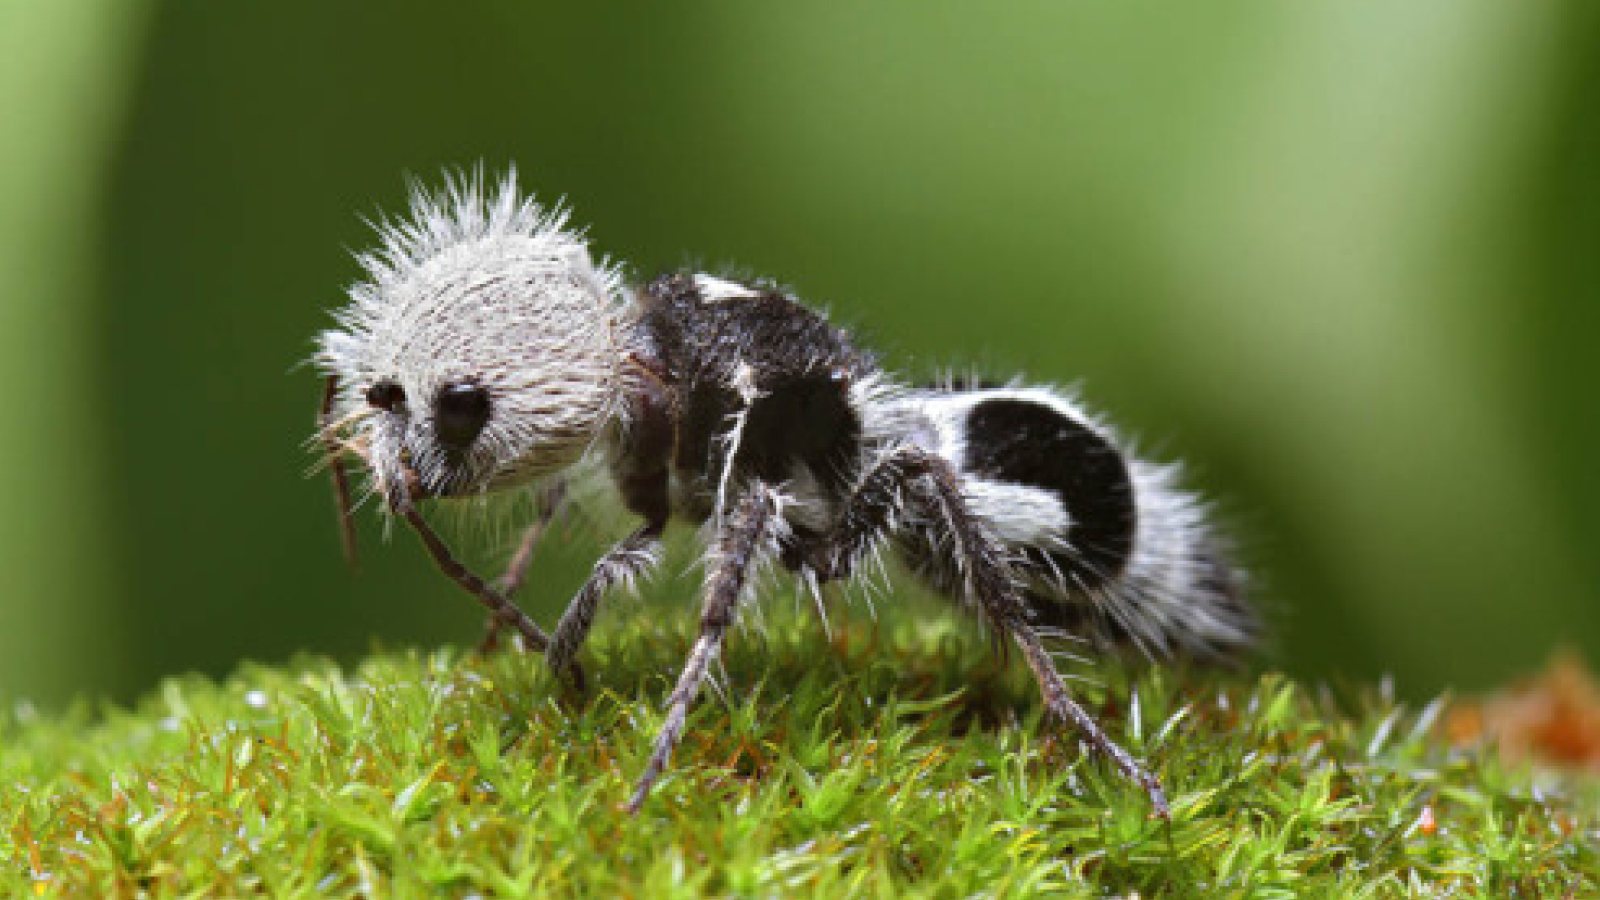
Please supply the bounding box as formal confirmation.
[3,613,1595,898]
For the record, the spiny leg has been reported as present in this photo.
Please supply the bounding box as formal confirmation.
[496,482,568,598]
[626,483,780,813]
[818,445,1011,614]
[823,445,1171,817]
[917,456,1169,816]
[811,445,918,581]
[1012,623,1169,816]
[546,525,665,691]
[479,481,567,653]
[910,458,1168,813]
[393,492,551,653]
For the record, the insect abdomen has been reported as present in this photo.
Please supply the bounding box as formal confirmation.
[960,395,1138,593]
[912,387,1254,656]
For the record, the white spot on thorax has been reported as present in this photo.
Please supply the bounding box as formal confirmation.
[694,275,760,303]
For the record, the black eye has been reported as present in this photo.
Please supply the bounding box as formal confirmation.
[435,382,491,451]
[366,380,405,411]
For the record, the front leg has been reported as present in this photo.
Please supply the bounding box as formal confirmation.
[627,482,783,813]
[546,525,665,691]
[480,481,567,653]
[394,494,551,653]
[495,482,568,599]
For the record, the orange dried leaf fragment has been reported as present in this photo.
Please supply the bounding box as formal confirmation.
[1445,650,1600,774]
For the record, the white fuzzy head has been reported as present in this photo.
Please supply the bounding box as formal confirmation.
[314,170,629,503]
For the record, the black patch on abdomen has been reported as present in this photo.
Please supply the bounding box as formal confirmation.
[962,397,1137,592]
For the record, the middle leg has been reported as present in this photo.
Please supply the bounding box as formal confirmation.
[480,481,567,652]
[626,482,783,812]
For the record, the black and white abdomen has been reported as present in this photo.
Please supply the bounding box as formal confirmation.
[891,386,1254,658]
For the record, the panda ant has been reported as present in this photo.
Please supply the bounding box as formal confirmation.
[312,170,1254,816]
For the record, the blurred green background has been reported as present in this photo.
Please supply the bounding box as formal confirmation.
[2,0,1596,706]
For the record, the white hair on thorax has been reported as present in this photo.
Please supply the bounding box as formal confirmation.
[314,168,634,498]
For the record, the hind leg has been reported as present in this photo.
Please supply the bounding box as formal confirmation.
[478,482,567,652]
[815,444,1170,816]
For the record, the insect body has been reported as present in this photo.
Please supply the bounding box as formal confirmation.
[313,172,1254,815]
